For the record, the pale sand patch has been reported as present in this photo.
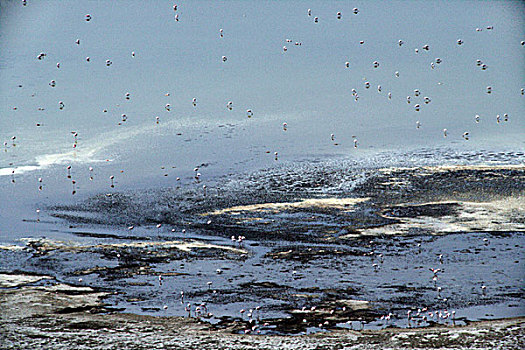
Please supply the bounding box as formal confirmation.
[341,198,524,238]
[378,164,525,175]
[0,276,108,321]
[0,244,26,251]
[20,238,247,254]
[203,197,370,216]
[0,273,52,288]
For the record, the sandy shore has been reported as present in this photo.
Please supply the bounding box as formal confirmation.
[1,273,523,350]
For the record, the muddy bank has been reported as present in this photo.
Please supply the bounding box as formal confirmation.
[49,163,525,242]
[1,161,523,337]
[1,273,523,349]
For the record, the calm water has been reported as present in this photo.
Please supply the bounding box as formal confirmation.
[1,0,524,243]
[0,0,524,333]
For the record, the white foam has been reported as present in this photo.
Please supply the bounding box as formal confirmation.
[0,112,289,177]
[0,148,100,177]
[0,119,160,177]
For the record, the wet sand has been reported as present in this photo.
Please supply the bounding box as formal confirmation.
[1,160,523,343]
[0,272,523,349]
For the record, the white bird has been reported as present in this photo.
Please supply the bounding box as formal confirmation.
[337,12,342,19]
[443,128,448,137]
[314,17,319,23]
[373,61,380,68]
[398,40,404,46]
[246,109,253,118]
[414,89,420,96]
[345,61,350,68]
[457,39,463,45]
[222,56,227,62]
[353,8,359,14]
[364,81,370,89]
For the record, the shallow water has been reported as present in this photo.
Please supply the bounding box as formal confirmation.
[0,0,524,336]
[1,153,524,334]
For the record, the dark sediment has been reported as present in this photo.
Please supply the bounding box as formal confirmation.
[2,159,524,341]
[1,273,523,349]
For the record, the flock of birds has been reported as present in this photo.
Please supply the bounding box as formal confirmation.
[150,235,496,334]
[5,4,523,179]
[2,1,523,334]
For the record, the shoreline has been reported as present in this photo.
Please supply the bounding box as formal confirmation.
[1,163,524,347]
[1,273,523,349]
